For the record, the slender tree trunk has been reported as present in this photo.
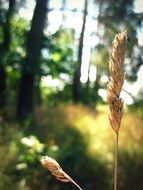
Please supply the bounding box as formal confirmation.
[17,0,49,121]
[97,0,104,44]
[35,75,42,105]
[86,48,92,89]
[0,65,6,111]
[73,0,88,102]
[61,0,66,25]
[0,0,16,113]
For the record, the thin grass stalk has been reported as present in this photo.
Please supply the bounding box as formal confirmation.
[114,132,119,190]
[70,178,84,190]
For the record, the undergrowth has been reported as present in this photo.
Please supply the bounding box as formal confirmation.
[0,104,143,190]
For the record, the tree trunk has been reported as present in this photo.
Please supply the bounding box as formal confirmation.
[0,0,16,113]
[73,0,88,102]
[61,0,66,25]
[35,75,42,105]
[17,0,49,121]
[0,65,6,112]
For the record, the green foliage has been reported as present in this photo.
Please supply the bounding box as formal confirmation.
[45,84,73,106]
[1,104,143,189]
[81,84,102,107]
[0,123,23,190]
[5,67,21,114]
[7,17,29,67]
[98,0,142,47]
[40,28,75,78]
[94,0,143,84]
[0,104,111,190]
[20,124,110,190]
[119,150,143,190]
[91,45,109,73]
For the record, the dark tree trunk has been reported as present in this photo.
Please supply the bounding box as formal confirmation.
[17,0,49,121]
[0,65,6,111]
[86,49,92,89]
[0,0,16,113]
[73,0,88,102]
[35,75,42,105]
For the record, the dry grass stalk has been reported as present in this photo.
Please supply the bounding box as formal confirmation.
[107,31,127,133]
[41,156,84,190]
[107,31,127,190]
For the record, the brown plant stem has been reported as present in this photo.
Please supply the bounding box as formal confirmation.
[114,132,119,190]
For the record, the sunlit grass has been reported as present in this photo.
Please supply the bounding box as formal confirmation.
[1,104,143,189]
[36,103,143,161]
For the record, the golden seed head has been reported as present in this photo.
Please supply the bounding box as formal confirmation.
[41,156,71,183]
[107,31,127,133]
[41,156,84,190]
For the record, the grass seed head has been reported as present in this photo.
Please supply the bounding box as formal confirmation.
[107,31,127,133]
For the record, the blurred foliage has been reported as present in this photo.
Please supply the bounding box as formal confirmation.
[1,104,143,190]
[44,82,103,108]
[8,17,29,67]
[40,28,75,78]
[45,84,73,106]
[0,105,111,190]
[91,45,109,73]
[93,0,143,82]
[119,150,143,190]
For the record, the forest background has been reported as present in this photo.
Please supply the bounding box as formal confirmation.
[0,0,143,190]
